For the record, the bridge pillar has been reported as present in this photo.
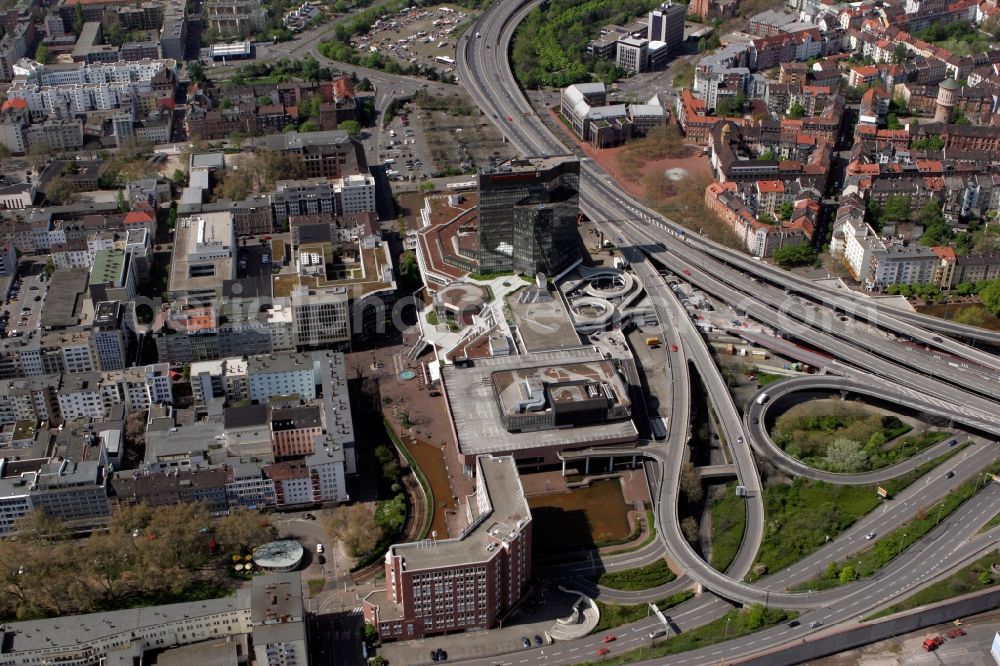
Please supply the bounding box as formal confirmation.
[585,457,590,475]
[632,455,637,468]
[561,459,567,476]
[609,455,613,470]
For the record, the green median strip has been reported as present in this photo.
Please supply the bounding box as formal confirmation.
[981,511,1000,533]
[571,606,797,666]
[793,461,1000,592]
[865,552,1000,620]
[709,482,746,573]
[592,591,695,634]
[597,559,676,591]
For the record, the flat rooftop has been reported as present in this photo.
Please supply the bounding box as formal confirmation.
[169,212,234,295]
[491,360,630,417]
[39,267,88,328]
[507,284,581,352]
[442,348,638,457]
[388,455,529,570]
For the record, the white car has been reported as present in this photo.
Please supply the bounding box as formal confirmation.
[865,531,876,540]
[316,543,324,554]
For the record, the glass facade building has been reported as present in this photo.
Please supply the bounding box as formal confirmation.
[476,156,581,275]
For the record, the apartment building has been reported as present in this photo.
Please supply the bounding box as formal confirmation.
[270,404,322,458]
[191,356,250,407]
[247,352,319,403]
[205,0,267,36]
[7,59,176,116]
[290,285,351,350]
[263,130,367,180]
[364,456,531,641]
[335,173,377,214]
[251,573,309,666]
[271,178,335,225]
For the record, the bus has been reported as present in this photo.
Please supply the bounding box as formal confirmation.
[650,416,668,440]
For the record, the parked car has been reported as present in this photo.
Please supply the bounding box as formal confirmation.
[521,637,531,649]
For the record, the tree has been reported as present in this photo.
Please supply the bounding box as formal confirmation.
[824,438,868,473]
[325,503,383,557]
[787,101,806,119]
[187,60,206,86]
[73,1,84,37]
[172,168,188,186]
[742,604,766,630]
[230,130,246,151]
[302,55,321,84]
[892,43,907,64]
[980,278,1000,315]
[398,250,420,291]
[339,120,361,138]
[886,113,902,130]
[681,516,700,544]
[773,243,817,268]
[778,201,794,221]
[979,571,992,585]
[116,188,128,213]
[219,169,252,201]
[44,176,77,205]
[363,623,380,644]
[368,657,388,666]
[838,564,856,583]
[123,410,148,468]
[716,92,746,117]
[260,150,306,188]
[880,195,912,225]
[34,43,48,64]
[215,508,276,552]
[679,462,703,504]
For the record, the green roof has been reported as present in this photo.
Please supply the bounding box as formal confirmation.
[90,249,127,286]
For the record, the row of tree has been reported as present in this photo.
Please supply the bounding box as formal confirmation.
[0,505,276,621]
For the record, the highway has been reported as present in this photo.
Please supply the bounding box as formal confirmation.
[451,0,1000,660]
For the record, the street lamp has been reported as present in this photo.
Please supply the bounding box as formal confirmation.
[723,616,732,640]
[855,561,861,581]
[935,502,945,526]
[895,532,908,558]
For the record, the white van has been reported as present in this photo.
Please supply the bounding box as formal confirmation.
[649,629,667,640]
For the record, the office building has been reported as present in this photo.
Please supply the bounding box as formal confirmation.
[616,37,648,74]
[168,212,235,302]
[647,2,685,51]
[476,156,581,276]
[364,456,531,641]
[91,300,128,372]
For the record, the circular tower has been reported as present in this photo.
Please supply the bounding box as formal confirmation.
[934,78,959,123]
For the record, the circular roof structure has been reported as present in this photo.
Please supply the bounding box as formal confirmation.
[252,540,304,571]
[940,77,959,90]
[434,281,490,313]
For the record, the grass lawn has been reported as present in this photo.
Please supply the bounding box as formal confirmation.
[307,578,326,597]
[572,606,797,665]
[756,372,786,386]
[598,559,676,591]
[592,591,695,634]
[752,478,881,580]
[793,462,1000,592]
[709,482,746,572]
[866,552,1000,620]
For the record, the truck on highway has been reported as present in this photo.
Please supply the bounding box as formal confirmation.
[756,393,770,405]
[649,416,667,440]
[923,637,943,652]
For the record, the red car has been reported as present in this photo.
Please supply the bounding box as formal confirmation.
[671,344,678,352]
[596,647,610,656]
[682,269,692,276]
[507,115,513,121]
[602,635,616,643]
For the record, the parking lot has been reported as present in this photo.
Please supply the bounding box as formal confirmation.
[380,109,433,181]
[1,269,49,340]
[353,4,469,76]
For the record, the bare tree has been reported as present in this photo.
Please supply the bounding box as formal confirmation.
[681,516,700,544]
[679,462,704,504]
[325,504,382,558]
